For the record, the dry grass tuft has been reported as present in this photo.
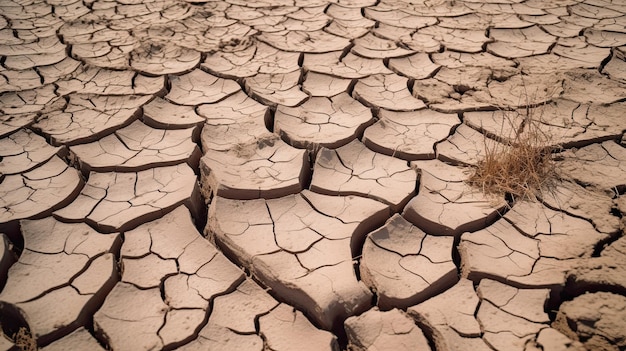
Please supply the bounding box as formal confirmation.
[467,105,559,202]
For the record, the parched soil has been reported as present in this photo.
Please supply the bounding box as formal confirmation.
[0,0,625,350]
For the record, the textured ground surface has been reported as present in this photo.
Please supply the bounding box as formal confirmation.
[1,0,625,350]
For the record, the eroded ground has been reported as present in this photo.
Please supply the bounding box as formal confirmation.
[0,0,625,350]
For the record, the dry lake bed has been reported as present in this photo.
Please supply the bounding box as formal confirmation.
[1,0,625,350]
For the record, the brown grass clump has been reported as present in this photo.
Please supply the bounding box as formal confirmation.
[467,106,559,202]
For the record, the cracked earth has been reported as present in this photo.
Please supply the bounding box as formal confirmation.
[0,0,625,350]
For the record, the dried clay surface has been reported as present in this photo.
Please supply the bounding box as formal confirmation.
[0,0,625,350]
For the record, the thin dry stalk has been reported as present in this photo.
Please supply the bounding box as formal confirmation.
[467,105,559,202]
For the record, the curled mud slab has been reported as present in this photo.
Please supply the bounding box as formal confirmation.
[1,0,625,350]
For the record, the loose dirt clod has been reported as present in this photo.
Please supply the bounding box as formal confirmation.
[14,327,36,351]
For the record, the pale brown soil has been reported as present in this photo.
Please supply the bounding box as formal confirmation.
[0,0,625,350]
